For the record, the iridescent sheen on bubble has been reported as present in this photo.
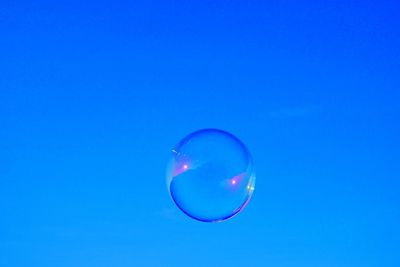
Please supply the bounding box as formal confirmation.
[166,129,256,222]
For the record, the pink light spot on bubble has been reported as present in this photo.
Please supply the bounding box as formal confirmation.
[172,162,190,176]
[229,173,247,187]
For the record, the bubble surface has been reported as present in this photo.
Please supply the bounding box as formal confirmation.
[166,129,255,222]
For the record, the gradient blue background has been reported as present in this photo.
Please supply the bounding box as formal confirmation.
[1,1,399,266]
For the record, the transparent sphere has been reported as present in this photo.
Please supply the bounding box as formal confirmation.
[166,129,255,222]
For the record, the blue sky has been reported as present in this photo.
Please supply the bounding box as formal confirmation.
[0,0,399,266]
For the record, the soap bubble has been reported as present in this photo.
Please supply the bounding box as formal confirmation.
[166,129,255,222]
